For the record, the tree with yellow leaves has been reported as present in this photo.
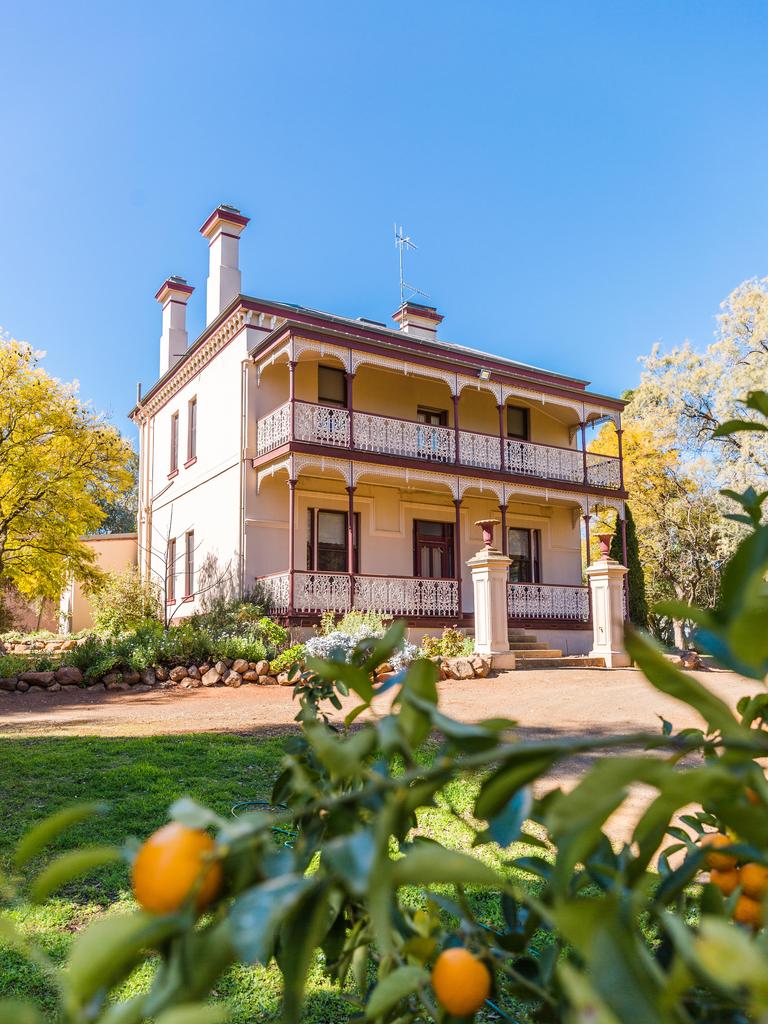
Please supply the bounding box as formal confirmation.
[0,336,135,607]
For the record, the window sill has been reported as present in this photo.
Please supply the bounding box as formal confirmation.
[184,456,197,469]
[181,595,193,603]
[168,469,179,480]
[166,599,176,607]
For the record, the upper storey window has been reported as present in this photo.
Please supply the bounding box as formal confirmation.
[187,397,197,462]
[507,405,529,441]
[318,365,347,407]
[170,412,179,474]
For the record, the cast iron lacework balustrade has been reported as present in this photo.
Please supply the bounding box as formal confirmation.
[353,412,455,463]
[352,575,458,617]
[257,572,291,614]
[294,572,352,612]
[459,430,501,470]
[256,402,291,455]
[507,583,590,621]
[586,452,621,489]
[294,401,350,448]
[504,438,583,484]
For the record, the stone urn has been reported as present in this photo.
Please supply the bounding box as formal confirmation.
[475,518,500,549]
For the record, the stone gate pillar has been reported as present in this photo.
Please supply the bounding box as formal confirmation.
[467,519,515,668]
[586,534,630,668]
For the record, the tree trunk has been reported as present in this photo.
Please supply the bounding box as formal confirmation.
[672,618,686,650]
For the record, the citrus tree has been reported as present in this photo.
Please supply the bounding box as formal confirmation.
[1,403,768,1024]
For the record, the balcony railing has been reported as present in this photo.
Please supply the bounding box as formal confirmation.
[256,571,458,617]
[256,401,622,490]
[508,582,590,621]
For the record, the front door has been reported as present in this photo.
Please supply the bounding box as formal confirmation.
[414,520,455,578]
[508,527,540,583]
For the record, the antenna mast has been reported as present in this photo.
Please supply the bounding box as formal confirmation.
[394,224,429,307]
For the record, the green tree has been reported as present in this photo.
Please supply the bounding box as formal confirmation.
[96,450,138,534]
[610,504,648,628]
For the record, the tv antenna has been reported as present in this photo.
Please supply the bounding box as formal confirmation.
[394,224,430,306]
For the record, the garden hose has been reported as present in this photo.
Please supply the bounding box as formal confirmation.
[230,800,298,848]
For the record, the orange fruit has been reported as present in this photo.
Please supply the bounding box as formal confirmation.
[432,948,491,1017]
[746,787,761,806]
[733,894,763,929]
[700,833,737,871]
[710,867,740,896]
[740,863,768,900]
[132,822,222,914]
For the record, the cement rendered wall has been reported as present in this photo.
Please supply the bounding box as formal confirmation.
[60,533,138,633]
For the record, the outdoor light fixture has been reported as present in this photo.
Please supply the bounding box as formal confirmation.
[478,368,492,381]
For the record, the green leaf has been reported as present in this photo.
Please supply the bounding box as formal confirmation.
[747,390,768,418]
[155,1007,228,1024]
[14,801,109,867]
[713,419,768,437]
[694,916,768,992]
[652,600,715,629]
[169,798,226,831]
[0,1002,44,1024]
[557,964,621,1024]
[365,965,428,1020]
[65,911,180,1002]
[277,886,333,1024]
[625,630,745,738]
[31,845,122,902]
[487,787,532,848]
[392,843,501,887]
[322,832,377,896]
[305,658,374,702]
[305,721,377,780]
[475,753,557,820]
[229,873,314,964]
[719,524,768,619]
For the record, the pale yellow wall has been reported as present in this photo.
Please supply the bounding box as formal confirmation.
[65,534,138,632]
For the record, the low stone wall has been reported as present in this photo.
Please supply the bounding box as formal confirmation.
[1,653,493,695]
[3,636,82,655]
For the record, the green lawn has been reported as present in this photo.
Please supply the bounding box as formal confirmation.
[0,733,536,1022]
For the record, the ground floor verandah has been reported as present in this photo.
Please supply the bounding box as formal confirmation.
[249,453,625,633]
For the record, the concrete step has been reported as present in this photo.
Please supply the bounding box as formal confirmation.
[508,641,552,650]
[512,648,563,660]
[516,655,607,669]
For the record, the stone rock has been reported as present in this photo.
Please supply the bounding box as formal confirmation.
[199,663,211,675]
[19,670,55,686]
[49,682,62,692]
[447,658,475,680]
[470,656,491,679]
[223,669,242,688]
[154,665,169,681]
[27,685,45,693]
[254,660,270,676]
[202,668,222,687]
[88,683,106,692]
[232,658,249,675]
[123,670,141,686]
[106,679,130,691]
[187,665,201,680]
[181,677,201,689]
[223,658,233,668]
[169,666,188,682]
[103,672,123,687]
[140,667,157,687]
[214,661,228,676]
[679,650,703,670]
[132,684,152,693]
[277,672,293,687]
[55,666,83,685]
[61,685,80,692]
[242,670,259,682]
[60,639,78,651]
[0,677,17,691]
[259,674,274,685]
[16,680,29,692]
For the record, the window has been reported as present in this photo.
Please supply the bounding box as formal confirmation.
[318,365,347,407]
[306,509,359,572]
[417,407,448,426]
[506,405,529,441]
[170,412,179,473]
[507,527,540,583]
[414,520,455,579]
[187,397,197,462]
[167,538,176,602]
[184,531,194,598]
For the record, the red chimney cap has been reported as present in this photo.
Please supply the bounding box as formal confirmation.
[155,276,194,303]
[199,204,250,237]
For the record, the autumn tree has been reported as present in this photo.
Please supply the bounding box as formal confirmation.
[0,336,134,604]
[96,449,138,534]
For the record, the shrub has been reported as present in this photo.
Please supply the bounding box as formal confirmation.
[420,625,472,659]
[270,643,306,675]
[0,653,28,677]
[90,567,161,635]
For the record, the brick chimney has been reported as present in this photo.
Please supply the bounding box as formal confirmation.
[392,301,443,342]
[156,276,194,376]
[199,204,250,325]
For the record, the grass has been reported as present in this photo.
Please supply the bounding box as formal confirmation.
[0,733,538,1022]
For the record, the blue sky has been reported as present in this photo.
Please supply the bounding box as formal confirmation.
[1,2,767,441]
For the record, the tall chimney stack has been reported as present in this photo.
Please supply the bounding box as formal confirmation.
[199,204,250,325]
[392,301,443,342]
[156,276,194,376]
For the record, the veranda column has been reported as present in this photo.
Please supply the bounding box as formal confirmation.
[288,478,297,616]
[452,394,460,464]
[586,534,630,668]
[582,509,592,568]
[288,361,297,441]
[497,404,506,471]
[616,426,625,490]
[498,503,508,555]
[467,519,514,666]
[453,498,462,619]
[580,421,588,486]
[620,512,629,621]
[347,485,356,611]
[346,372,355,450]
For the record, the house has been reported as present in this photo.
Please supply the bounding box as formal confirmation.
[131,205,627,654]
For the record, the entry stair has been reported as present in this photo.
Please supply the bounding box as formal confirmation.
[506,628,606,670]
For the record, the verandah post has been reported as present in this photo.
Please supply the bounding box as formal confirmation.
[498,502,508,556]
[580,420,588,486]
[453,497,462,620]
[288,477,297,616]
[452,393,460,464]
[347,484,356,611]
[346,371,355,450]
[582,509,592,568]
[497,403,505,471]
[616,424,625,490]
[288,360,297,441]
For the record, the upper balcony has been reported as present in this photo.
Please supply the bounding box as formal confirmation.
[255,399,622,491]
